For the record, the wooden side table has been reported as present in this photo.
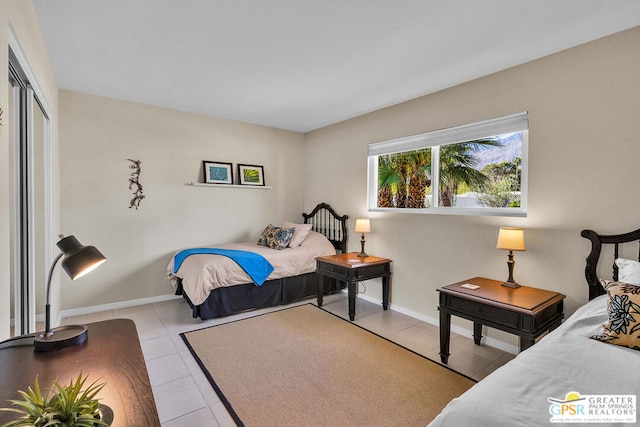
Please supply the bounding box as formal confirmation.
[437,277,565,364]
[0,319,160,426]
[316,253,392,320]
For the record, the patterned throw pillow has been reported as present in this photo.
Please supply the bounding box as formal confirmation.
[590,280,640,351]
[257,224,295,250]
[257,225,273,247]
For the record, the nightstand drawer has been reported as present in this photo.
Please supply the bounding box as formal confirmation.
[316,261,390,281]
[448,297,519,329]
[354,263,389,279]
[316,261,348,277]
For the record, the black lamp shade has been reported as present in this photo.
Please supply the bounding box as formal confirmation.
[58,235,106,280]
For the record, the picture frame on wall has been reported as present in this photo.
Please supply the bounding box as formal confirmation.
[237,164,265,186]
[203,161,234,184]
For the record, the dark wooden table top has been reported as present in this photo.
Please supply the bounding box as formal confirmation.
[439,277,565,314]
[316,252,392,269]
[0,318,160,426]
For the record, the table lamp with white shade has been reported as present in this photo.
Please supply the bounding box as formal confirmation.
[496,227,525,288]
[355,218,371,258]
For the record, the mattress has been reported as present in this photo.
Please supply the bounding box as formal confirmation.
[429,295,639,427]
[167,230,335,306]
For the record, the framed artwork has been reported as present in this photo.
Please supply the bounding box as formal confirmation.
[203,161,233,184]
[238,164,265,186]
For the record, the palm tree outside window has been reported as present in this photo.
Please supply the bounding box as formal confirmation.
[368,113,528,217]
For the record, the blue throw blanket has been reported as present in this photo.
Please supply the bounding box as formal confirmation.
[173,248,274,286]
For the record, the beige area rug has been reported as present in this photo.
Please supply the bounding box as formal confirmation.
[181,304,475,427]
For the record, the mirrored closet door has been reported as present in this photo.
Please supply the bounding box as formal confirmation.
[8,45,52,337]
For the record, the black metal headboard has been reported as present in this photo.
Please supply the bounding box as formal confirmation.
[581,228,640,300]
[303,203,348,253]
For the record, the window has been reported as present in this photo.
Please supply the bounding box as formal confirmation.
[368,112,528,216]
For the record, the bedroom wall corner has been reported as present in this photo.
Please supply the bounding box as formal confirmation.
[303,26,640,348]
[59,90,306,310]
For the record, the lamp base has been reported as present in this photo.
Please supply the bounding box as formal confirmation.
[34,324,88,352]
[501,281,521,289]
[358,233,368,258]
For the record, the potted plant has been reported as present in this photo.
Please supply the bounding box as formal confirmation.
[0,373,112,427]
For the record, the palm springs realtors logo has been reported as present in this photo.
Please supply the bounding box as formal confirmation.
[549,391,636,423]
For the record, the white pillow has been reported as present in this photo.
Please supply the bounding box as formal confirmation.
[283,222,313,248]
[615,258,640,285]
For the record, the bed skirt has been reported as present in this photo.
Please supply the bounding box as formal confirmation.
[175,272,340,320]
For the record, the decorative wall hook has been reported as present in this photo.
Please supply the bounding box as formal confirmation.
[126,159,145,209]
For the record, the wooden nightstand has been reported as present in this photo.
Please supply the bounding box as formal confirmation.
[437,277,565,364]
[316,253,392,321]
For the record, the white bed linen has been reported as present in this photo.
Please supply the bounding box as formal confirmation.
[166,231,336,306]
[429,295,639,427]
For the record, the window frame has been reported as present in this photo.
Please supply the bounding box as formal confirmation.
[367,112,528,217]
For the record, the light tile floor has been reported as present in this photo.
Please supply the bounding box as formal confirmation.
[63,293,515,426]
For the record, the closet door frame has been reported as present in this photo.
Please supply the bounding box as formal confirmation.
[8,26,54,335]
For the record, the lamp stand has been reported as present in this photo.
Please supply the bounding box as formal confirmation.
[357,233,368,258]
[501,250,520,288]
[34,325,89,352]
[34,252,89,352]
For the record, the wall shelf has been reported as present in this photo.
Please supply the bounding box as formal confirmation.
[186,181,272,189]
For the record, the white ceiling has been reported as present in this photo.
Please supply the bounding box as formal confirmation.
[32,1,640,133]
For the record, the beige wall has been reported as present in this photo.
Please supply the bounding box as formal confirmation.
[0,0,59,339]
[58,90,305,309]
[304,27,640,347]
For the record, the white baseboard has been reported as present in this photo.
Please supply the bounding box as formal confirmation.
[356,292,519,355]
[60,294,182,319]
[10,294,181,330]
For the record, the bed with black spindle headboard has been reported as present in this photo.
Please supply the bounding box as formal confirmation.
[170,203,348,320]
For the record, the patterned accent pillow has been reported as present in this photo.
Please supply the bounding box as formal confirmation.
[257,224,295,250]
[590,280,640,351]
[257,224,273,247]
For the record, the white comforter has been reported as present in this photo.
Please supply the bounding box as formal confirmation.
[429,295,639,427]
[167,231,336,306]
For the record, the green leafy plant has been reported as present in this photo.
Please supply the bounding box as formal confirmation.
[476,177,521,208]
[0,373,108,427]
